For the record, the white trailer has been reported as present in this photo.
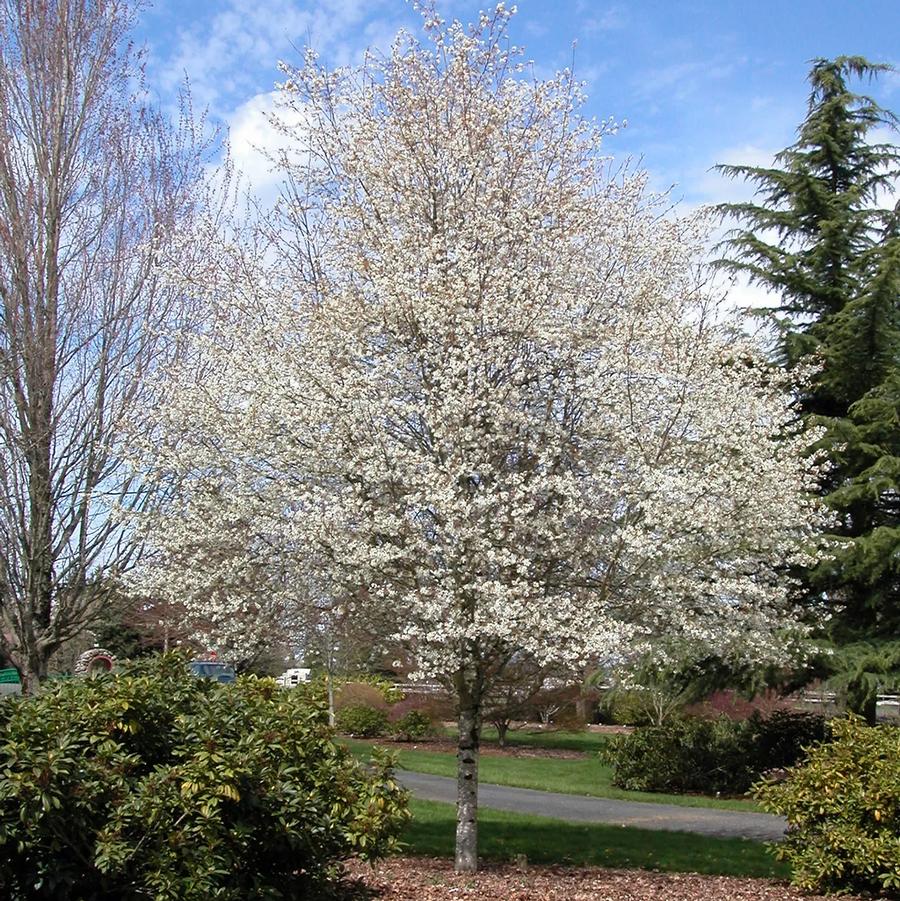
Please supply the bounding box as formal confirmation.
[276,667,311,688]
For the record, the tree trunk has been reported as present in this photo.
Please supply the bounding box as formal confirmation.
[455,692,481,873]
[575,695,592,725]
[495,720,509,747]
[20,648,49,696]
[326,666,336,727]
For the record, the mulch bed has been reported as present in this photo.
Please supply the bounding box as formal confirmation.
[340,857,863,900]
[374,739,585,759]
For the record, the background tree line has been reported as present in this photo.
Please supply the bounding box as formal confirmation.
[716,56,900,721]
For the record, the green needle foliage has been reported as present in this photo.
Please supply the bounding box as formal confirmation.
[716,57,900,718]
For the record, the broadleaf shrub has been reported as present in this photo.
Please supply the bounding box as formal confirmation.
[602,711,828,795]
[744,709,829,773]
[389,693,452,724]
[388,695,444,740]
[392,710,435,741]
[602,716,750,794]
[331,676,402,706]
[0,654,409,900]
[335,703,389,737]
[598,689,653,727]
[756,717,900,896]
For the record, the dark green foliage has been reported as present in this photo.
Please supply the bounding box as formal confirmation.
[744,709,830,772]
[603,712,828,796]
[716,58,900,713]
[335,703,389,738]
[88,593,165,662]
[821,640,900,722]
[756,717,900,895]
[597,689,653,727]
[392,710,435,741]
[602,717,752,795]
[716,56,899,371]
[0,654,409,901]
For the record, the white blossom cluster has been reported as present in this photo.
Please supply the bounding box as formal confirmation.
[128,7,826,681]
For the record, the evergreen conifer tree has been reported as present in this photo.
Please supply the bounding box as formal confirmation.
[716,57,900,719]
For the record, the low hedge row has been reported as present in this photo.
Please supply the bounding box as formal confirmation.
[335,703,438,741]
[601,710,829,795]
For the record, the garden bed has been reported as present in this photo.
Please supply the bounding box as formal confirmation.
[365,738,585,759]
[341,857,861,900]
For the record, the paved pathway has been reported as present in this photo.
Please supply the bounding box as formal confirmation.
[398,771,787,843]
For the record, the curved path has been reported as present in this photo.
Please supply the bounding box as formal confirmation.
[398,771,787,843]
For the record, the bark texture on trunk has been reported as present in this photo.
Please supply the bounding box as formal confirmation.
[455,695,481,873]
[20,654,48,697]
[576,695,593,724]
[326,668,336,727]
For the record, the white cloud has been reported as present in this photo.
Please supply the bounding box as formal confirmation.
[633,57,743,104]
[692,143,778,206]
[524,19,548,38]
[148,0,414,207]
[868,125,900,206]
[883,66,900,97]
[152,0,405,116]
[583,6,626,34]
[713,271,780,314]
[226,91,293,203]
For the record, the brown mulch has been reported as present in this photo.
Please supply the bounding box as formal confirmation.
[339,857,864,901]
[376,739,585,759]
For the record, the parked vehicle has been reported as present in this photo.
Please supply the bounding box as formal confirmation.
[189,659,236,683]
[276,667,311,688]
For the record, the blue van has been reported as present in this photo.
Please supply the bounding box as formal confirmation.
[189,660,236,683]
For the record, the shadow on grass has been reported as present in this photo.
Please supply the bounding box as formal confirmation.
[404,800,788,880]
[471,726,611,754]
[342,739,760,812]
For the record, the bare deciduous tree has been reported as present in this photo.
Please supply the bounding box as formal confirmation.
[0,0,212,691]
[482,656,578,746]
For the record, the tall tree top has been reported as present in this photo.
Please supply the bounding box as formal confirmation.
[715,56,899,371]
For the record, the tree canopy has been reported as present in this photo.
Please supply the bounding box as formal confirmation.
[716,56,900,715]
[131,7,825,870]
[0,0,213,691]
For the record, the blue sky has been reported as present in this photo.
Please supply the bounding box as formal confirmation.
[136,0,900,215]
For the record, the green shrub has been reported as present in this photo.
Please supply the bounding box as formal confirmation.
[602,711,828,796]
[334,681,391,715]
[744,708,829,773]
[602,716,751,794]
[356,673,404,704]
[0,653,408,901]
[756,717,900,896]
[335,703,389,738]
[598,689,653,727]
[393,710,435,741]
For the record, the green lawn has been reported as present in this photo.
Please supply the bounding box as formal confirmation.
[345,739,760,812]
[403,799,786,878]
[468,726,611,754]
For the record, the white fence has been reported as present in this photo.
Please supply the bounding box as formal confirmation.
[876,694,900,721]
[795,689,900,722]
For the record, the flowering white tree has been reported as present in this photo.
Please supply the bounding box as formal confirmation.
[132,6,825,872]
